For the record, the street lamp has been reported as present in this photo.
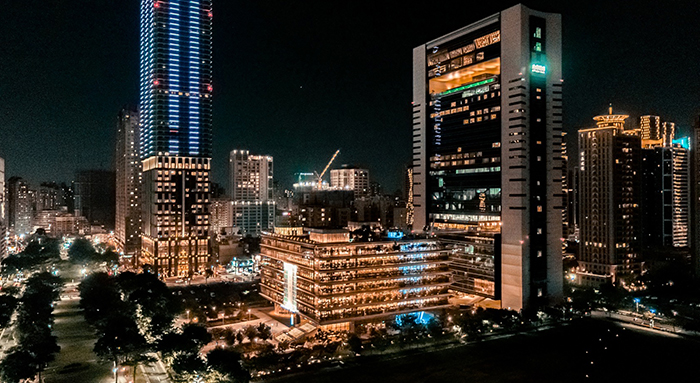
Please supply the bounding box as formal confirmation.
[186,310,190,323]
[633,298,640,313]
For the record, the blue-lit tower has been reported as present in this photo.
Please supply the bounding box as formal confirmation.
[139,0,213,278]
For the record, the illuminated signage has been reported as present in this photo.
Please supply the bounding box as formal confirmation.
[436,77,496,97]
[387,231,405,240]
[531,64,546,74]
[282,262,298,312]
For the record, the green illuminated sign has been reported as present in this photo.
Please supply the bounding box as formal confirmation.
[531,64,546,74]
[437,77,496,97]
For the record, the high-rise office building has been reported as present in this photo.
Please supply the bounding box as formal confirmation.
[115,106,142,259]
[640,115,675,148]
[139,0,213,277]
[74,170,116,229]
[0,157,6,259]
[577,108,642,285]
[229,150,274,236]
[693,117,700,275]
[330,166,369,197]
[7,177,33,236]
[210,197,233,236]
[411,4,563,310]
[641,143,690,249]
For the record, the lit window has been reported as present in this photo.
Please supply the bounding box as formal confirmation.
[534,27,542,39]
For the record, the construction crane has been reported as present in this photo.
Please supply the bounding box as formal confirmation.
[316,149,341,188]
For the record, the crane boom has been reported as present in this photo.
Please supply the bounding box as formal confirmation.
[317,149,341,187]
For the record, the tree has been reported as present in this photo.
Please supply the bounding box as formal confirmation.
[156,332,190,358]
[347,334,362,354]
[171,351,207,380]
[0,349,39,383]
[182,323,212,348]
[98,248,119,266]
[243,325,258,342]
[94,314,148,371]
[79,272,125,326]
[0,294,18,328]
[207,348,250,383]
[256,323,272,341]
[68,238,98,263]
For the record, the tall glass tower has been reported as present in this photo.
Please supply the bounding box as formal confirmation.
[139,0,213,278]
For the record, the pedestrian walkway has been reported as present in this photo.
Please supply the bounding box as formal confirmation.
[43,288,113,383]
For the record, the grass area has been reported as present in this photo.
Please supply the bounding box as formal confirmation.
[266,319,700,383]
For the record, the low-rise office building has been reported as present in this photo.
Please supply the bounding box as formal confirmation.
[260,229,452,329]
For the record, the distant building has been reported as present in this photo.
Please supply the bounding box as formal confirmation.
[641,144,690,248]
[640,115,675,148]
[7,177,33,235]
[577,107,642,285]
[693,117,700,276]
[115,106,142,258]
[330,166,370,198]
[260,230,452,330]
[210,197,233,237]
[74,169,116,230]
[0,157,5,259]
[33,208,90,237]
[293,190,354,228]
[229,150,275,236]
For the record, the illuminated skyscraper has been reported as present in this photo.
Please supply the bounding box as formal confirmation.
[330,166,370,197]
[640,115,675,148]
[139,0,213,277]
[412,4,563,310]
[7,177,32,236]
[115,106,142,260]
[229,150,274,236]
[577,108,642,285]
[0,157,6,259]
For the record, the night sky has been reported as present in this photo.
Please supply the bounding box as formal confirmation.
[1,0,700,192]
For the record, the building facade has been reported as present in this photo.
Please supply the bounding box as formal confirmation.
[260,230,452,328]
[0,157,6,259]
[74,170,116,230]
[693,117,700,275]
[641,144,690,249]
[139,0,213,277]
[330,167,369,198]
[7,177,33,236]
[115,106,142,258]
[577,108,642,285]
[229,150,274,236]
[411,4,563,310]
[640,115,675,148]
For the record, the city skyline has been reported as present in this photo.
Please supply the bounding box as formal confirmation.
[2,0,700,191]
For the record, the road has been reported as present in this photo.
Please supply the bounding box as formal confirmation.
[43,283,114,383]
[591,309,686,335]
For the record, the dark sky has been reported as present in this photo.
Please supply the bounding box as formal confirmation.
[2,0,700,192]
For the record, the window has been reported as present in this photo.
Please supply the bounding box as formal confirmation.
[534,27,542,39]
[534,42,542,52]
